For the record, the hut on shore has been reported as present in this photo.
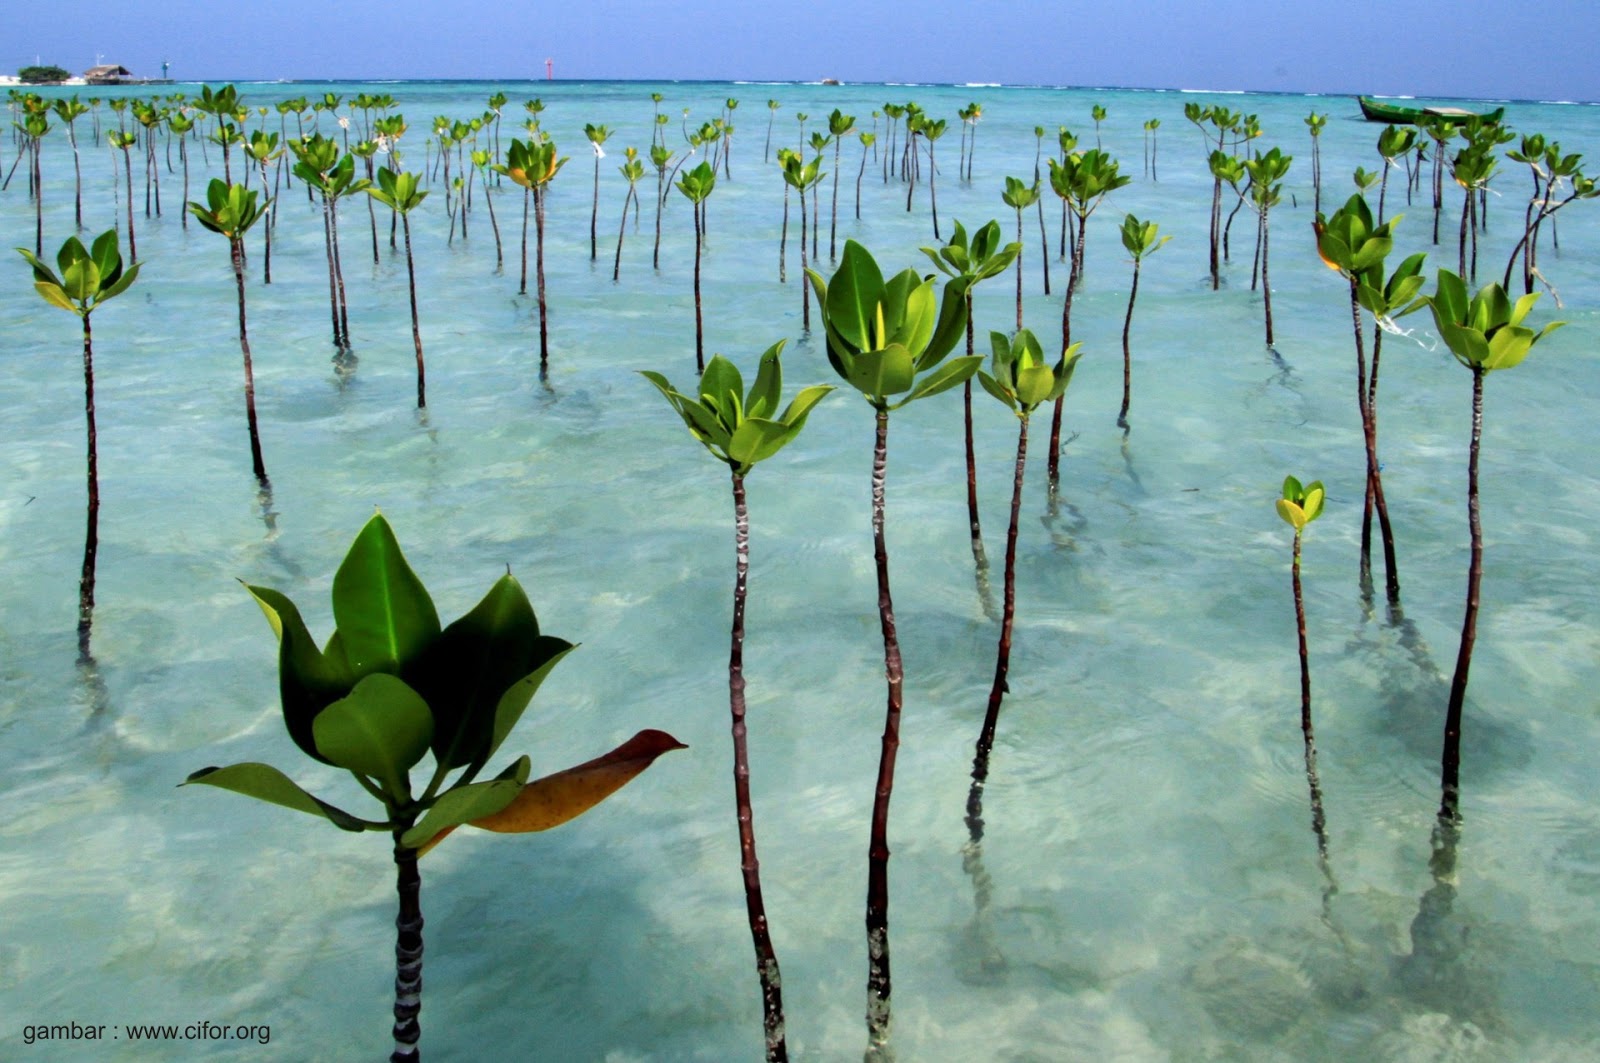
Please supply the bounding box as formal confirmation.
[83,64,134,85]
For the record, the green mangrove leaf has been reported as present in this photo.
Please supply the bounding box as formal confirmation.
[331,513,441,678]
[402,755,532,851]
[485,640,579,766]
[312,673,434,800]
[183,763,369,832]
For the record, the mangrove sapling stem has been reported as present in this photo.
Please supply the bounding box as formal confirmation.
[1036,195,1051,295]
[963,313,985,567]
[402,212,426,408]
[519,187,530,295]
[779,182,789,283]
[798,175,810,331]
[692,200,705,371]
[231,235,269,485]
[971,412,1029,777]
[535,185,551,378]
[78,312,99,661]
[613,183,635,281]
[1440,367,1485,823]
[122,146,137,263]
[1046,240,1078,486]
[1293,527,1311,735]
[483,179,503,270]
[865,406,902,1053]
[1119,256,1141,428]
[390,824,424,1063]
[728,470,789,1063]
[321,199,343,346]
[259,162,274,284]
[1262,209,1275,346]
[1365,325,1400,603]
[332,203,352,348]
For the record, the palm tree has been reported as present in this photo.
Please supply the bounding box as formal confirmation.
[584,122,612,261]
[186,513,681,1063]
[643,345,832,1063]
[1421,272,1562,822]
[16,231,141,660]
[1116,214,1170,427]
[806,241,976,1053]
[676,161,717,372]
[187,179,271,484]
[366,168,431,407]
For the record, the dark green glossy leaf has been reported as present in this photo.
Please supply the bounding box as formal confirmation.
[485,640,578,766]
[331,513,441,678]
[402,755,531,850]
[312,673,434,800]
[183,763,369,832]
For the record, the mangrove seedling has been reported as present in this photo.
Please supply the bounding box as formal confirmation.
[189,179,272,485]
[184,513,683,1062]
[108,130,138,261]
[1313,193,1419,604]
[642,344,832,1062]
[51,96,88,229]
[967,328,1081,835]
[1377,125,1417,224]
[613,147,645,281]
[1305,111,1327,213]
[498,137,568,376]
[921,219,1021,561]
[245,130,284,283]
[1421,271,1562,822]
[676,161,717,372]
[1276,476,1326,736]
[365,168,430,408]
[584,122,612,260]
[1245,147,1293,346]
[16,230,141,661]
[782,151,824,330]
[1001,176,1042,326]
[806,240,976,1052]
[827,108,856,261]
[1116,213,1169,427]
[855,131,876,220]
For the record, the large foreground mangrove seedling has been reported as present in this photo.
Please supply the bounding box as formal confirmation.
[1422,271,1562,822]
[643,344,832,1062]
[185,514,684,1062]
[16,231,141,661]
[807,240,975,1054]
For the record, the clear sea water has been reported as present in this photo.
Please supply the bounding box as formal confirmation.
[3,79,1599,1061]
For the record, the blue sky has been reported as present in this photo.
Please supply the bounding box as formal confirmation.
[12,0,1600,102]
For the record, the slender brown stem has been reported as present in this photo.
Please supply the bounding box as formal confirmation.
[1119,258,1141,427]
[1441,368,1484,822]
[692,201,705,372]
[973,414,1029,767]
[390,822,424,1062]
[402,214,425,408]
[533,186,550,378]
[1293,529,1310,733]
[728,472,788,1062]
[865,407,901,1052]
[1348,282,1374,593]
[78,311,98,661]
[963,306,982,555]
[232,237,269,485]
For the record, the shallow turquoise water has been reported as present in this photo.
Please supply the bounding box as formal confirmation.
[3,80,1599,1060]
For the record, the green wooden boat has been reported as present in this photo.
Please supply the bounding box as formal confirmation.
[1358,96,1506,125]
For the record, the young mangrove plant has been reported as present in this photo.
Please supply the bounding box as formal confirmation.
[292,135,370,350]
[613,147,645,281]
[184,513,683,1063]
[108,130,139,261]
[1046,147,1128,482]
[1377,125,1417,225]
[245,130,284,283]
[782,151,824,330]
[921,219,1020,562]
[806,240,976,1053]
[1001,176,1042,327]
[1143,117,1160,181]
[856,131,875,220]
[16,230,141,661]
[827,108,856,261]
[498,137,568,377]
[584,122,612,260]
[1245,147,1293,346]
[642,344,832,1062]
[1305,111,1327,213]
[1314,194,1422,605]
[1116,213,1169,427]
[1276,476,1326,737]
[764,98,780,161]
[967,328,1080,842]
[1276,475,1331,862]
[677,161,717,372]
[365,168,430,408]
[1421,271,1562,822]
[51,96,88,229]
[189,180,272,485]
